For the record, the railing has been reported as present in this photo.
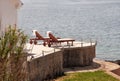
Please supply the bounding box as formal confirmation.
[78,38,97,47]
[26,38,97,60]
[41,48,56,56]
[58,38,97,48]
[26,44,57,60]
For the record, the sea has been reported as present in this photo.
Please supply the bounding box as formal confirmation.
[18,0,120,61]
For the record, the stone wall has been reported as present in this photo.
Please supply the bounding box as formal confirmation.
[0,44,96,81]
[27,44,96,81]
[28,51,63,81]
[62,45,96,68]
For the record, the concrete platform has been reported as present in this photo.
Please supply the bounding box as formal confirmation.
[26,41,96,61]
[26,44,60,61]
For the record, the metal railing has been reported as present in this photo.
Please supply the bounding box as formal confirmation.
[26,38,97,60]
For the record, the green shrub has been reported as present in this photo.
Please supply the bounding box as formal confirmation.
[0,26,28,81]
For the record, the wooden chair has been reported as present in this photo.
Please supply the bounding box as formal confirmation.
[30,31,50,46]
[48,33,75,47]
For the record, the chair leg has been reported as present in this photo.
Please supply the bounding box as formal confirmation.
[34,40,37,44]
[48,43,51,47]
[30,40,33,44]
[59,42,61,46]
[71,41,73,46]
[51,42,53,45]
[43,42,46,46]
[67,42,69,46]
[47,40,51,47]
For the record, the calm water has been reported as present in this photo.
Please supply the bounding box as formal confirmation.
[18,0,120,60]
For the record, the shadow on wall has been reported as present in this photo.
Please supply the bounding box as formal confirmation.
[64,61,101,72]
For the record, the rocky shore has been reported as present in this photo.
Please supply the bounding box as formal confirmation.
[106,60,120,65]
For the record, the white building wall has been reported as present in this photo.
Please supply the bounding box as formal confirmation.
[0,0,22,36]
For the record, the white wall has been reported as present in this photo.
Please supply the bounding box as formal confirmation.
[0,0,22,36]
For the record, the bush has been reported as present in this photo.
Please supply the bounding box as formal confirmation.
[0,26,28,81]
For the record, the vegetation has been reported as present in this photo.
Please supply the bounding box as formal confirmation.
[55,71,120,81]
[0,26,28,81]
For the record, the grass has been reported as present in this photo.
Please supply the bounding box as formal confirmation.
[55,71,120,81]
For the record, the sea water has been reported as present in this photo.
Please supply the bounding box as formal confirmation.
[18,0,120,60]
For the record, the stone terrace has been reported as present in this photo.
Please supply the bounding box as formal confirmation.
[26,41,96,81]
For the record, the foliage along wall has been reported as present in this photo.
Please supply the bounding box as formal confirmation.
[0,26,28,81]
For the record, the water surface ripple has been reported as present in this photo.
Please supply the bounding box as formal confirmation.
[18,0,120,60]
